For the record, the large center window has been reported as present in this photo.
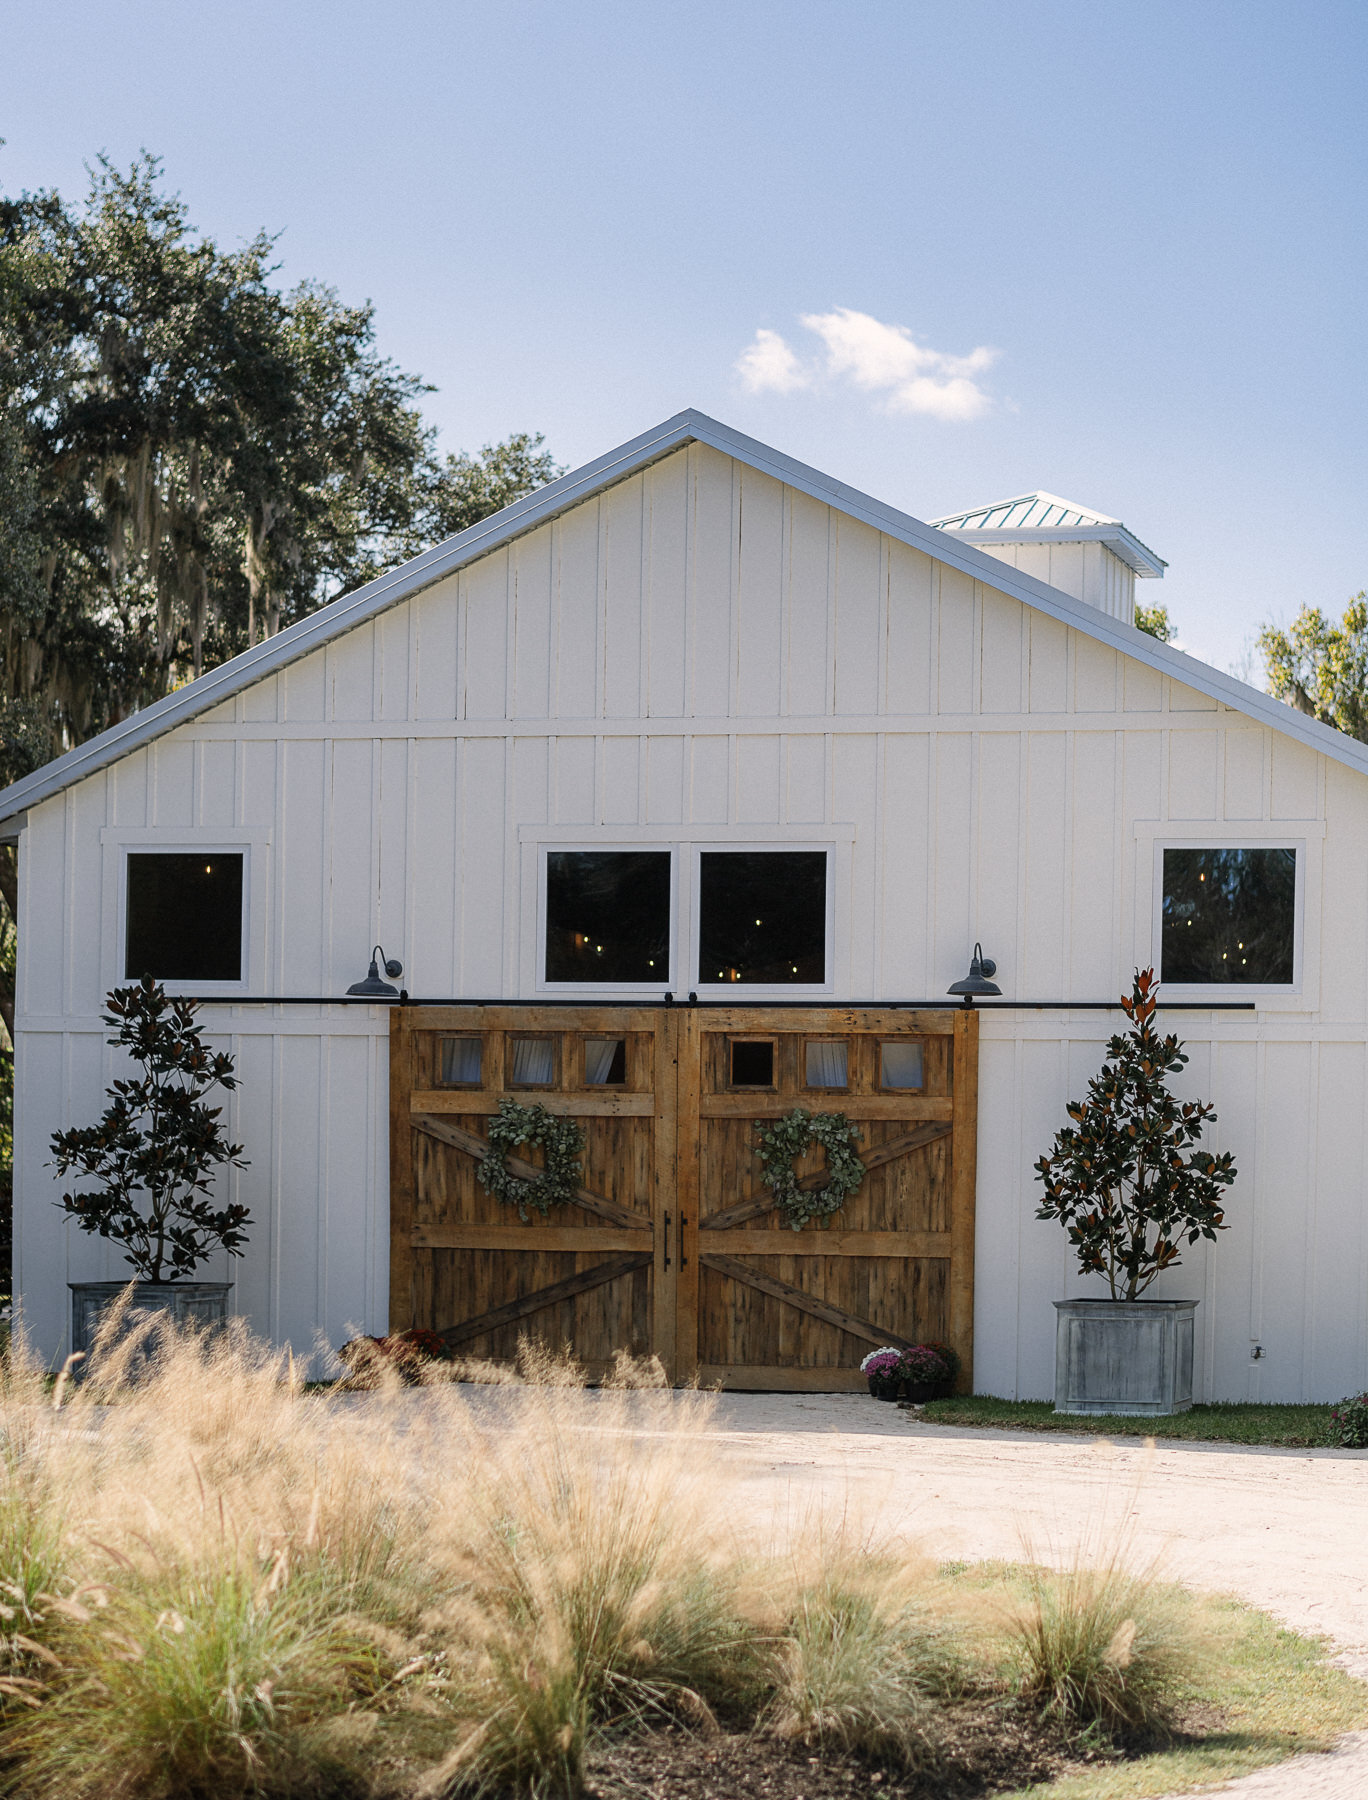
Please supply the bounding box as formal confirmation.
[1160,846,1297,984]
[697,850,827,986]
[544,850,672,983]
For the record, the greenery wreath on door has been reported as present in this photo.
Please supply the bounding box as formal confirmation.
[755,1108,866,1231]
[478,1099,586,1221]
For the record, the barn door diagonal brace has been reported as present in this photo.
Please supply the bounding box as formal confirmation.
[699,1252,918,1352]
[410,1113,647,1231]
[700,1121,953,1232]
[437,1253,655,1350]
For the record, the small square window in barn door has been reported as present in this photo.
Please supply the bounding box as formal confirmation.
[389,1008,978,1392]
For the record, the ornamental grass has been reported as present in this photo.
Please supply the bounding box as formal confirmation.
[0,1310,1228,1798]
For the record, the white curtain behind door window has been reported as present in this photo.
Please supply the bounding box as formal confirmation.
[584,1038,622,1084]
[805,1041,849,1088]
[511,1038,554,1085]
[880,1042,924,1089]
[440,1037,482,1084]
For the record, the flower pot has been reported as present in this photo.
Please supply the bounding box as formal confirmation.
[900,1380,951,1403]
[1053,1298,1196,1416]
[867,1374,900,1400]
[69,1280,233,1366]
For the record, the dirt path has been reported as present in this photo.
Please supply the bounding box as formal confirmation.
[702,1395,1368,1796]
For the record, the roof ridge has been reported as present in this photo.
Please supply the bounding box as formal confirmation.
[929,489,1121,528]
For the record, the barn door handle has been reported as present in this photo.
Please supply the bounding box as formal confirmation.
[663,1210,671,1270]
[680,1215,688,1268]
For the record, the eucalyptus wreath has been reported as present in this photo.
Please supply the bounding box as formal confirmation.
[478,1099,586,1221]
[755,1108,866,1231]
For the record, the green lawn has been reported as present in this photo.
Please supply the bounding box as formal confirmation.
[917,1395,1346,1448]
[993,1597,1368,1800]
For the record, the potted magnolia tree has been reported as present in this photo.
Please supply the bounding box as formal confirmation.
[1035,968,1236,1415]
[51,976,250,1358]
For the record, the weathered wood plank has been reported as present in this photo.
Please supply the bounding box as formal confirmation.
[699,1253,917,1352]
[689,1007,956,1035]
[700,1229,951,1257]
[699,1094,954,1121]
[950,1008,979,1393]
[410,1114,648,1230]
[388,1012,416,1331]
[652,1004,680,1379]
[411,1224,649,1252]
[672,1009,702,1382]
[439,1252,654,1349]
[412,1090,656,1117]
[700,1122,953,1230]
[402,1006,663,1033]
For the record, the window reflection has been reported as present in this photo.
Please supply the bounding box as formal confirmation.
[1161,848,1296,984]
[698,851,826,985]
[126,853,243,981]
[880,1042,924,1090]
[545,852,670,983]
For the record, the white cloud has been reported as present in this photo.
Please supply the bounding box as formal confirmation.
[735,327,811,395]
[735,307,998,421]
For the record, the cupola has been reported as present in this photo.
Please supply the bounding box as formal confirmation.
[929,491,1165,627]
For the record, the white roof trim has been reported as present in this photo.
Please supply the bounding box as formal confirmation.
[0,406,1363,827]
[941,524,1166,578]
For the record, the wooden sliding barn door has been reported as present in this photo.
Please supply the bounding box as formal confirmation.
[674,1007,977,1392]
[389,1007,676,1376]
[390,1004,977,1388]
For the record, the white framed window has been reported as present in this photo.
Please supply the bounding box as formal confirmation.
[536,843,679,996]
[520,826,851,998]
[99,829,269,998]
[1146,832,1309,1001]
[691,844,835,997]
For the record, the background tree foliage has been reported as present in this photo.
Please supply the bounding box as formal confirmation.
[0,154,560,1011]
[1134,601,1175,643]
[0,156,561,1296]
[1258,597,1368,743]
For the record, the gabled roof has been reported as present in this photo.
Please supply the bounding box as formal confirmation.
[0,406,1362,833]
[931,489,1167,578]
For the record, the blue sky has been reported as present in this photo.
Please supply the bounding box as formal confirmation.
[4,0,1366,670]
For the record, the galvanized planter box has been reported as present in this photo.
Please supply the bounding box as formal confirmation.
[69,1280,233,1363]
[1054,1298,1197,1416]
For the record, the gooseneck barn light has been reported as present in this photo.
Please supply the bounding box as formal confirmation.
[947,943,1001,1004]
[347,945,404,999]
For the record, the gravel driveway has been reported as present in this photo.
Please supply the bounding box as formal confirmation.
[700,1395,1368,1798]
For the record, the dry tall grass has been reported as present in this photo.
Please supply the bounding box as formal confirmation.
[1003,1466,1207,1744]
[0,1311,1212,1798]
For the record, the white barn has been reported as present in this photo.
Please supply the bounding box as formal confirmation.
[4,409,1367,1400]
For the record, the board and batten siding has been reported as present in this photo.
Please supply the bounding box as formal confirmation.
[970,538,1137,625]
[14,440,1368,1399]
